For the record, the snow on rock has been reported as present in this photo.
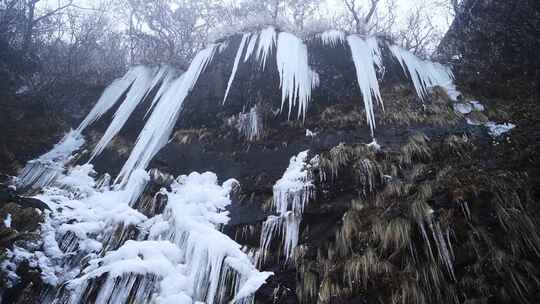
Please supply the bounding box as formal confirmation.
[347,35,384,136]
[116,45,217,185]
[389,44,459,101]
[320,29,346,47]
[485,122,516,137]
[65,171,271,304]
[276,32,319,120]
[454,100,485,114]
[453,102,473,114]
[470,100,485,111]
[3,213,11,228]
[260,151,315,262]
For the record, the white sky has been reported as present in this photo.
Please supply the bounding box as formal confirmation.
[38,0,453,36]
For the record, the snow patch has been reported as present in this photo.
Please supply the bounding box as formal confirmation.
[485,122,516,137]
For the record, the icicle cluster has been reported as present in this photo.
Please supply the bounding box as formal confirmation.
[116,45,217,185]
[259,151,315,263]
[233,105,263,141]
[320,30,346,47]
[276,32,319,120]
[388,45,458,101]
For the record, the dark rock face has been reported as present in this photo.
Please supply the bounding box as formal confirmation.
[437,0,540,98]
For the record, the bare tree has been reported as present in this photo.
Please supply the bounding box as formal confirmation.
[343,0,380,34]
[22,0,78,53]
[394,4,442,57]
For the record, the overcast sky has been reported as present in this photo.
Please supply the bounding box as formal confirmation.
[37,0,453,35]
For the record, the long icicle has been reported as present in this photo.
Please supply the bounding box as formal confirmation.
[223,33,250,104]
[347,35,384,137]
[116,45,217,185]
[89,66,158,161]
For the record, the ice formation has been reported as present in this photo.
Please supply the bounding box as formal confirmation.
[259,151,315,262]
[235,105,262,141]
[389,44,459,101]
[17,130,85,189]
[8,164,271,303]
[320,30,346,47]
[276,32,319,120]
[223,33,250,104]
[348,35,384,136]
[244,33,258,62]
[90,66,162,160]
[116,45,217,185]
[8,28,471,304]
[255,26,277,70]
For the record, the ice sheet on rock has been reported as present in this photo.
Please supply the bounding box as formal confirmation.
[320,30,346,47]
[17,130,85,189]
[117,46,217,185]
[348,35,384,136]
[389,44,459,101]
[223,33,249,104]
[276,32,318,120]
[273,150,314,216]
[260,151,315,263]
[90,66,157,161]
[256,26,277,70]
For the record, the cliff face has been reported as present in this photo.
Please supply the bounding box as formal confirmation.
[438,0,540,97]
[0,27,539,304]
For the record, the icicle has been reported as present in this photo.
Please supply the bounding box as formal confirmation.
[89,66,157,161]
[276,32,318,120]
[347,35,384,136]
[244,33,258,62]
[144,66,176,118]
[320,30,346,47]
[256,26,277,70]
[388,44,458,101]
[76,76,136,133]
[223,33,250,104]
[116,45,217,185]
